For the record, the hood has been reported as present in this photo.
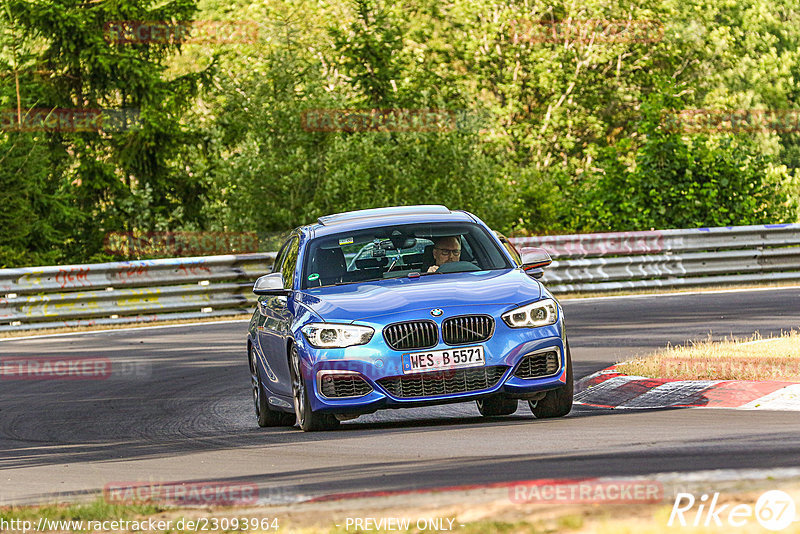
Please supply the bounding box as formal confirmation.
[296,268,542,323]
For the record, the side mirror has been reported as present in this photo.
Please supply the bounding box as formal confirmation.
[520,248,552,279]
[253,273,289,295]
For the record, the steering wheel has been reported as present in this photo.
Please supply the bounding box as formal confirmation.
[435,261,481,274]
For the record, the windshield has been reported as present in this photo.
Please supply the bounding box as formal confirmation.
[301,222,512,289]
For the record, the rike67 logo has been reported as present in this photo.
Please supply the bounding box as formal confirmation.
[669,490,799,531]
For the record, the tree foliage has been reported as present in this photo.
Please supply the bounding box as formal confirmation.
[0,0,798,266]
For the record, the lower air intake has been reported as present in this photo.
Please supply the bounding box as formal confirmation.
[319,373,373,398]
[377,366,507,398]
[513,351,560,379]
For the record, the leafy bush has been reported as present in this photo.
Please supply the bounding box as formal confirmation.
[580,95,797,231]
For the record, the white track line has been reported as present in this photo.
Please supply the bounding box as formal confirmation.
[561,284,800,303]
[0,319,250,342]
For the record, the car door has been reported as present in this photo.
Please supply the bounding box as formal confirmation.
[255,237,290,394]
[256,235,299,396]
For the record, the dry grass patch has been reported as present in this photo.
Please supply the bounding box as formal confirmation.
[616,331,800,381]
[5,480,800,534]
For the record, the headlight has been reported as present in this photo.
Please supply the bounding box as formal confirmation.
[301,323,374,348]
[502,298,558,328]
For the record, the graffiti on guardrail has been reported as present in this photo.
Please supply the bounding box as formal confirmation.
[2,224,799,331]
[511,230,665,257]
[177,262,213,277]
[55,267,91,289]
[114,264,152,283]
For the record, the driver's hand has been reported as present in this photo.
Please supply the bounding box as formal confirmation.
[427,265,439,273]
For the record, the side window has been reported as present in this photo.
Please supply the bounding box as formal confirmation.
[460,236,474,262]
[281,237,300,289]
[272,239,292,273]
[502,239,521,265]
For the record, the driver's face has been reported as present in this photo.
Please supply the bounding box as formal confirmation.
[433,237,461,266]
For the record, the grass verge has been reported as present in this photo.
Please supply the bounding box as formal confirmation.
[3,481,800,533]
[616,330,800,381]
[0,498,163,523]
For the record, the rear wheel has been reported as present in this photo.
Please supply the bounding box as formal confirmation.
[289,345,339,432]
[476,396,518,416]
[528,342,574,419]
[251,347,295,427]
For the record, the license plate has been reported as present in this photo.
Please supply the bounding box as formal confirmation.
[402,346,486,374]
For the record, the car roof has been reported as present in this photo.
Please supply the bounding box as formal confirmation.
[302,205,477,238]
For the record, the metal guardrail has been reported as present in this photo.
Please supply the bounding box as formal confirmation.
[0,254,275,332]
[509,223,800,293]
[1,224,798,332]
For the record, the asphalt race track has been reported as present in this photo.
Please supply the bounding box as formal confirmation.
[1,287,799,505]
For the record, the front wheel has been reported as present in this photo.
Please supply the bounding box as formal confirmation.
[476,396,518,416]
[289,345,339,432]
[528,342,574,419]
[251,347,295,427]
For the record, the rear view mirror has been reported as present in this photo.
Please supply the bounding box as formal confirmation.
[520,248,552,279]
[253,273,289,295]
[398,237,417,249]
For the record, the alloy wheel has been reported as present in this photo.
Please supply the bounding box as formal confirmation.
[250,348,261,417]
[290,347,306,426]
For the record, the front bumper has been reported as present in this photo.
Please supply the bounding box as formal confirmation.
[298,310,567,414]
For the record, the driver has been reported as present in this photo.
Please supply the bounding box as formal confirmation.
[427,236,461,273]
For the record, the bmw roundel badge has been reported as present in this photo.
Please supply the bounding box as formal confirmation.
[430,308,443,317]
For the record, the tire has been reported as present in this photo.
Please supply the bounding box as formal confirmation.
[289,345,339,432]
[476,396,518,416]
[251,347,295,427]
[528,342,574,419]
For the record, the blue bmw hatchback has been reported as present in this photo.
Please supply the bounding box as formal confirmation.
[247,205,573,431]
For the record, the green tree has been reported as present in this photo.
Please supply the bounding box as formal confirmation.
[583,93,797,230]
[3,0,211,263]
[202,0,512,237]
